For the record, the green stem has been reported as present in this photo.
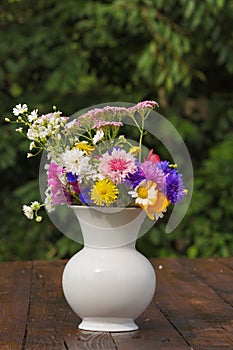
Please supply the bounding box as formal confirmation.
[138,117,144,162]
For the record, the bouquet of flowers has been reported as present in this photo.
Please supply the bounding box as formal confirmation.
[6,101,187,222]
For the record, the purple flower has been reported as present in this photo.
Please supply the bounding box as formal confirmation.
[127,166,146,187]
[67,172,78,183]
[165,170,185,204]
[80,187,93,205]
[66,172,79,195]
[140,161,165,191]
[157,161,172,174]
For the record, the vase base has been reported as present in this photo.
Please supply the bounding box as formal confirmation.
[78,317,138,332]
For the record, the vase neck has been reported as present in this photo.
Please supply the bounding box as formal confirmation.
[71,206,146,248]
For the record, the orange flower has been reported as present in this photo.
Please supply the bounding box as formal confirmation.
[144,192,169,220]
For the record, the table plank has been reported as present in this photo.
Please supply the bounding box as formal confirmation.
[151,258,233,350]
[1,258,233,350]
[178,258,233,306]
[24,260,117,350]
[23,260,67,350]
[112,301,191,350]
[71,331,117,350]
[218,257,233,271]
[0,261,32,350]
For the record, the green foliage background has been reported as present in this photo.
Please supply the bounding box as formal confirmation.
[0,0,232,261]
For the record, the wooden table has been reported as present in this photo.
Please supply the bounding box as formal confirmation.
[0,258,232,350]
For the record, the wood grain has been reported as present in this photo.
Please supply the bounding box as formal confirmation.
[0,261,32,350]
[112,301,191,350]
[219,257,233,271]
[23,260,117,350]
[23,260,67,350]
[0,258,233,349]
[151,258,233,350]
[178,258,233,306]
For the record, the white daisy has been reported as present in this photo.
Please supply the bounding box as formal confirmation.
[77,156,97,182]
[128,180,157,206]
[61,148,85,174]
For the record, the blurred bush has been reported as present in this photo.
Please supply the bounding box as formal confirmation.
[0,0,232,260]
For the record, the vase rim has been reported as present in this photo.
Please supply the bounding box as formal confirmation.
[68,205,142,214]
[69,205,141,209]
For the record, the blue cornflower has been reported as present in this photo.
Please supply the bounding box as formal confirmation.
[67,172,78,183]
[157,161,172,175]
[126,166,146,187]
[80,187,93,205]
[165,170,185,204]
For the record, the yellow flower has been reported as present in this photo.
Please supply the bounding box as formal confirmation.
[144,192,170,220]
[129,146,141,156]
[129,180,170,220]
[91,179,119,206]
[129,180,157,207]
[73,141,94,155]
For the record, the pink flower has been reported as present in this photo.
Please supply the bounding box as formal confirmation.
[94,120,123,129]
[144,149,161,164]
[99,148,137,184]
[47,162,66,205]
[140,161,165,191]
[129,100,159,113]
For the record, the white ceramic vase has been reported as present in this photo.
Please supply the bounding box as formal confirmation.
[62,206,156,332]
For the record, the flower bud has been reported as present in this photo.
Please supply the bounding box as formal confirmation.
[16,127,23,133]
[36,216,42,222]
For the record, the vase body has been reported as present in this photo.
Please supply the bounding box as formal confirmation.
[62,206,156,332]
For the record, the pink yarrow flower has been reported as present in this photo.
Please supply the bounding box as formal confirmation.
[94,120,123,129]
[129,100,159,113]
[99,148,137,184]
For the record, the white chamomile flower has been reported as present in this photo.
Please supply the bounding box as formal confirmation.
[128,180,157,206]
[93,129,104,145]
[22,205,34,220]
[28,109,38,122]
[77,156,97,182]
[61,148,85,174]
[13,104,28,116]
